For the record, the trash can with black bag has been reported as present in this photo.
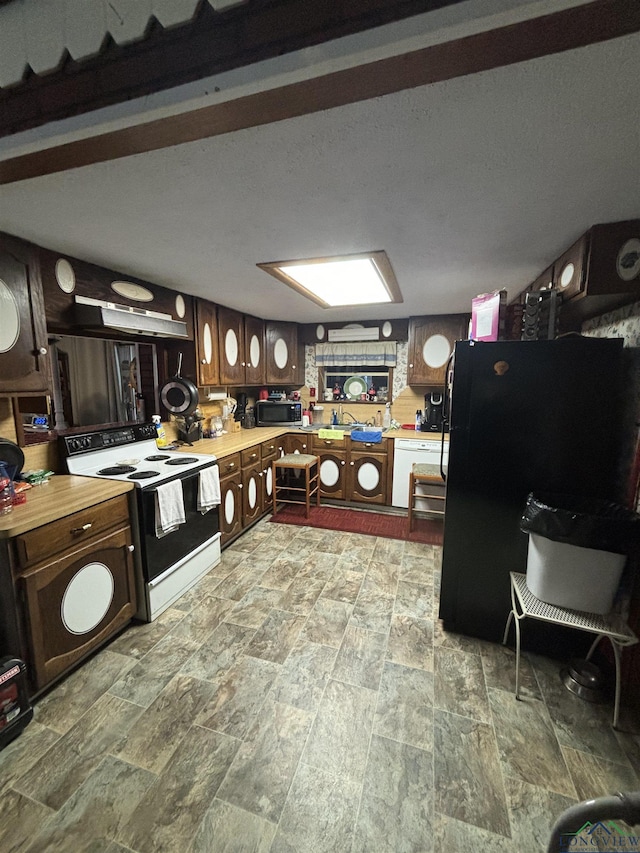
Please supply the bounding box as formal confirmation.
[520,492,640,615]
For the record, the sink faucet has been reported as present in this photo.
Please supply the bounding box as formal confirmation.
[341,411,358,423]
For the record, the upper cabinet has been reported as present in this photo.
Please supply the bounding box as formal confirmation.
[217,306,265,386]
[407,315,468,385]
[218,306,246,385]
[195,298,219,386]
[265,321,303,385]
[244,314,265,385]
[0,233,51,394]
[555,221,640,319]
[514,220,640,327]
[38,248,195,340]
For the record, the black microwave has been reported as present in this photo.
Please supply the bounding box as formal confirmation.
[256,401,302,426]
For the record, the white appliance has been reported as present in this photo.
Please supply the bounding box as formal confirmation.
[61,423,221,621]
[391,437,448,509]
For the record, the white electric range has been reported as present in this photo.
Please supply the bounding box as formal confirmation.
[60,423,221,621]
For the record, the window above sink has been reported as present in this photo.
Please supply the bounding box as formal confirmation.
[320,367,392,403]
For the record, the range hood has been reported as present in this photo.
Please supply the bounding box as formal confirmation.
[74,296,188,339]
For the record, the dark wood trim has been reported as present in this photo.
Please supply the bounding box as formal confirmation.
[0,0,466,137]
[1,0,638,185]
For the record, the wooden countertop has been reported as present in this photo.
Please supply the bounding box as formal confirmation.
[176,426,290,459]
[176,426,449,459]
[0,476,134,539]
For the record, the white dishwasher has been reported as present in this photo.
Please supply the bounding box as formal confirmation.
[391,436,449,509]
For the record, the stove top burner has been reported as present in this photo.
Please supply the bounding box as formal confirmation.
[145,455,171,461]
[128,470,160,480]
[98,465,136,475]
[165,457,198,465]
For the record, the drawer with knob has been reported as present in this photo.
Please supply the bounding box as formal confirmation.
[13,494,130,571]
[218,452,242,479]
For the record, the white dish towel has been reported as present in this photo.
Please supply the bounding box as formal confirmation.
[198,465,221,514]
[154,480,186,538]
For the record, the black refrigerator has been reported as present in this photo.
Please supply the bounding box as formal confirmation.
[438,336,625,654]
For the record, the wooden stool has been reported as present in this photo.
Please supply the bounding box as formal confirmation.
[408,463,445,532]
[272,453,320,519]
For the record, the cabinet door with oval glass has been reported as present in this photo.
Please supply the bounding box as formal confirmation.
[266,321,299,384]
[195,298,219,386]
[244,315,265,385]
[218,306,246,385]
[0,235,50,394]
[407,315,467,385]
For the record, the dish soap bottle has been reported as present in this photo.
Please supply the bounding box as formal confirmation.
[152,415,167,447]
[415,409,422,432]
[383,403,391,429]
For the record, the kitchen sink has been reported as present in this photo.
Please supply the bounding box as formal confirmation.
[298,423,385,432]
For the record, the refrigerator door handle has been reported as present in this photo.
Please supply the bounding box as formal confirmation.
[440,352,454,482]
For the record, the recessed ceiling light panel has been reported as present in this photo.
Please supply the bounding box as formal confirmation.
[257,251,402,308]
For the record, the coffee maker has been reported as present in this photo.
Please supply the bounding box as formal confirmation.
[423,392,446,432]
[234,393,248,423]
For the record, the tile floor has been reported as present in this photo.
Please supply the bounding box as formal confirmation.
[1,518,639,853]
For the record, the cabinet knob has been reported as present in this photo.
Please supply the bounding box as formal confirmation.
[340,460,345,466]
[259,471,264,477]
[250,453,257,459]
[302,443,307,449]
[227,462,235,469]
[70,522,92,534]
[201,358,207,364]
[38,346,48,356]
[238,483,243,489]
[349,461,354,466]
[292,365,296,369]
[127,544,135,552]
[241,361,246,367]
[409,362,414,368]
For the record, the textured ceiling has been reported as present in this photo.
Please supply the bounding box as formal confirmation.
[0,28,638,324]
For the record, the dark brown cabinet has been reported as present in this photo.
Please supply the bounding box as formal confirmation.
[265,321,303,385]
[283,433,310,455]
[0,234,50,395]
[218,307,266,386]
[11,494,136,693]
[312,433,390,504]
[241,458,263,526]
[260,438,281,514]
[195,298,219,386]
[218,306,246,385]
[219,470,243,545]
[244,314,266,385]
[349,448,388,505]
[407,315,468,385]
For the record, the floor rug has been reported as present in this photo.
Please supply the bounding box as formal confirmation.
[270,504,443,545]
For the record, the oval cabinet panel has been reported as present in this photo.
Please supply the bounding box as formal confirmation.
[249,334,261,368]
[422,334,451,369]
[0,279,21,353]
[203,323,213,365]
[225,328,239,367]
[62,562,114,634]
[273,338,288,369]
[356,461,380,492]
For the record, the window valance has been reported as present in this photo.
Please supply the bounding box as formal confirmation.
[315,342,397,367]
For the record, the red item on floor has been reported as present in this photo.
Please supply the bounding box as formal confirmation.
[270,504,443,545]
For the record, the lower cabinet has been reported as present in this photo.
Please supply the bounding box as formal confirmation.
[349,449,388,504]
[10,494,136,694]
[283,434,310,455]
[219,470,243,546]
[312,435,389,505]
[242,458,263,526]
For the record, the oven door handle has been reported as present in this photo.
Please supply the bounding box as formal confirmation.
[144,463,219,492]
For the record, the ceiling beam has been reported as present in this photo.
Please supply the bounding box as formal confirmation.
[1,0,638,185]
